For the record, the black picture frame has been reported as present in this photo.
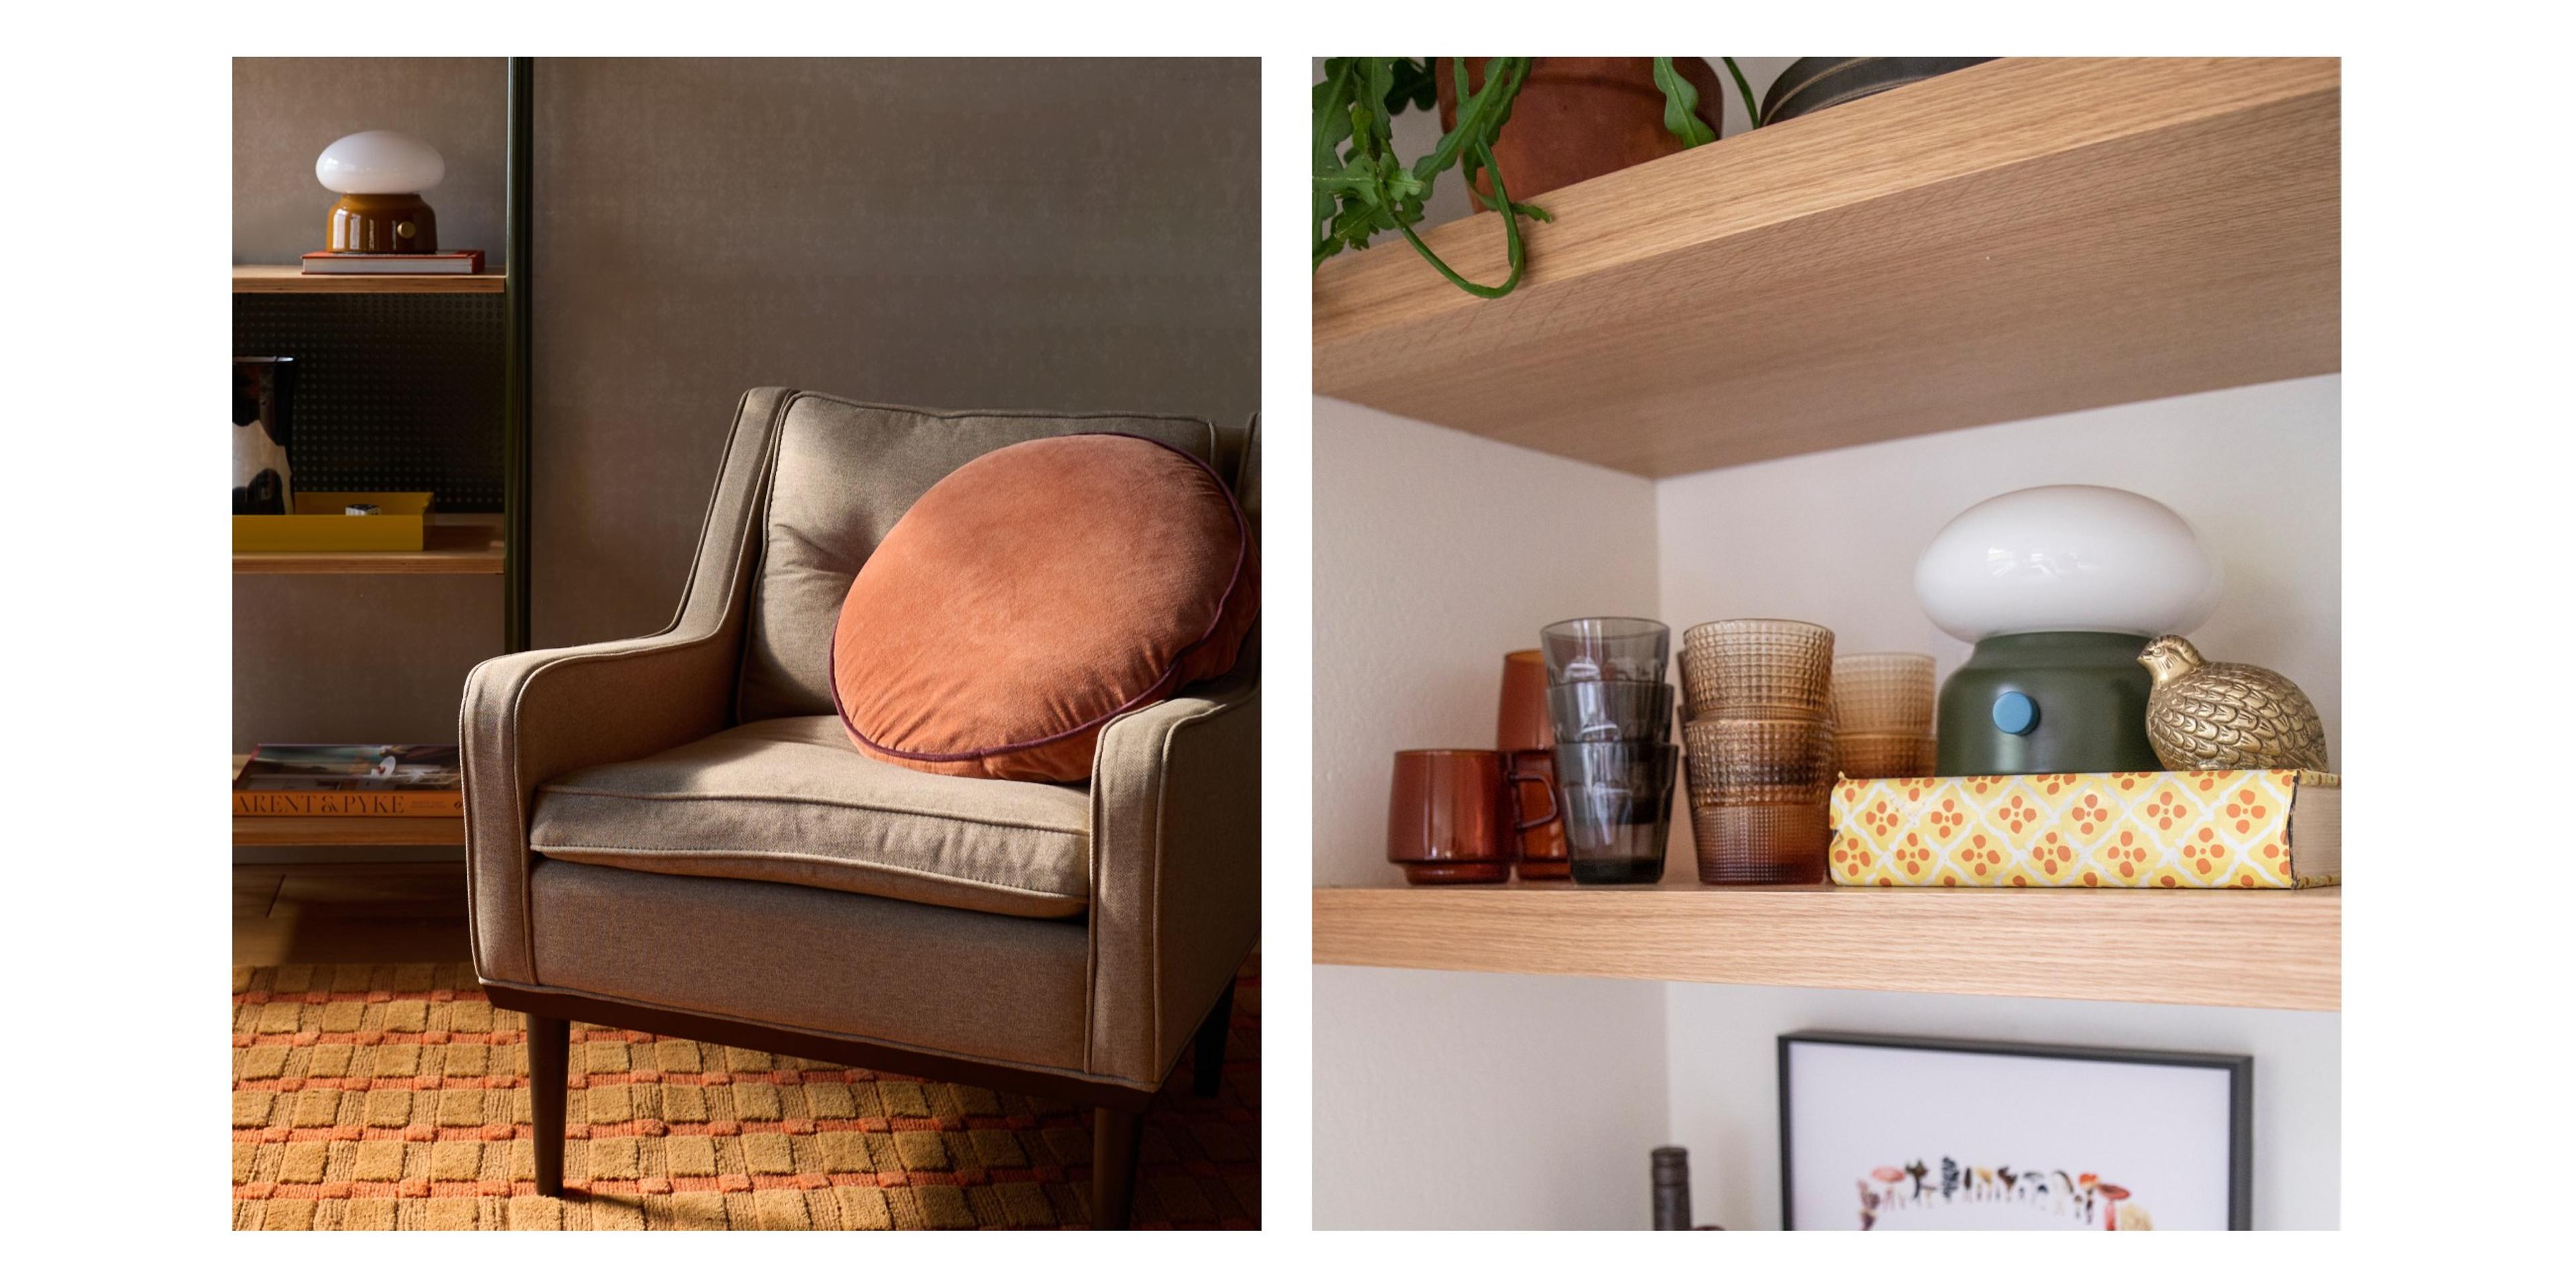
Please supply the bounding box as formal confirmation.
[1777,1030,2253,1230]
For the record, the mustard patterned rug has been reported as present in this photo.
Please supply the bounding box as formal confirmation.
[230,963,1258,1230]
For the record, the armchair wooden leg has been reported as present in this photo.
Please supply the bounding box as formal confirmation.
[1091,1104,1145,1229]
[525,1011,570,1197]
[1191,979,1236,1097]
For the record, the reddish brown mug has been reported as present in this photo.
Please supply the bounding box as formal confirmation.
[1504,748,1570,879]
[1387,749,1511,884]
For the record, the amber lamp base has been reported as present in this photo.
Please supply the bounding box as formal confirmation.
[327,193,438,253]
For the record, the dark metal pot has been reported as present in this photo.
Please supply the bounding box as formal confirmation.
[1760,58,1996,124]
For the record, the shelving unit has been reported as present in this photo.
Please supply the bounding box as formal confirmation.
[231,515,504,575]
[1313,57,2340,478]
[233,56,533,854]
[231,265,503,294]
[1314,881,2339,1012]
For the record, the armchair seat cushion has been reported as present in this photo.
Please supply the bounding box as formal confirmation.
[527,716,1089,919]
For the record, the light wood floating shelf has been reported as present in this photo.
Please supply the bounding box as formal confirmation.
[231,755,464,847]
[1313,881,2339,1012]
[232,264,504,294]
[232,517,504,576]
[1313,57,2341,478]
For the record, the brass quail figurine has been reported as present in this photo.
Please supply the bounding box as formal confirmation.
[2137,635,2329,772]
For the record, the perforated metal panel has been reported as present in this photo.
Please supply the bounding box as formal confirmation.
[231,293,505,511]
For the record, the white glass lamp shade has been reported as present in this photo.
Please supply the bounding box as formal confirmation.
[315,131,445,195]
[1914,484,2222,643]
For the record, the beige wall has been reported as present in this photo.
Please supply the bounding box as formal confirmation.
[233,58,1260,774]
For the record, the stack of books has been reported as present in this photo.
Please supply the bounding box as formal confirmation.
[233,744,462,818]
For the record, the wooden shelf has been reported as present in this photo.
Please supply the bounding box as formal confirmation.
[233,814,464,847]
[1313,57,2340,478]
[1314,881,2339,1012]
[232,516,504,576]
[232,264,503,294]
[231,756,464,847]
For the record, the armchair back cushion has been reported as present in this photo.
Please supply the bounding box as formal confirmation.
[737,398,1227,724]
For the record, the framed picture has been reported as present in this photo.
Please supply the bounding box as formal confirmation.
[1778,1031,2252,1230]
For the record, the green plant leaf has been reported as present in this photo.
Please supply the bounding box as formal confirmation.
[1652,57,1717,148]
[1312,55,1545,299]
[1721,56,1763,129]
[1384,56,1436,114]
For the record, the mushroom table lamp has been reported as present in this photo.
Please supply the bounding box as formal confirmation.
[1914,484,2222,775]
[315,130,445,254]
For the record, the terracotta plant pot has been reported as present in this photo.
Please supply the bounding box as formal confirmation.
[1436,57,1729,207]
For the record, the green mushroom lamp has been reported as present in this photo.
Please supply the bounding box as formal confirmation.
[1915,485,2222,776]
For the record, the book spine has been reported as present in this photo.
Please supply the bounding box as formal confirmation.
[234,791,464,818]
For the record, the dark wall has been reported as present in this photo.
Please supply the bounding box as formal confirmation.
[528,57,1260,647]
[234,58,508,268]
[233,57,1260,758]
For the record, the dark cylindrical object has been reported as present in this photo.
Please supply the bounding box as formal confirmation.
[1652,1146,1692,1230]
[1935,631,2163,775]
[1760,57,1996,125]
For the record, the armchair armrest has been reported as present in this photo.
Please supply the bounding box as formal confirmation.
[1083,652,1261,1087]
[462,632,741,983]
[463,387,794,984]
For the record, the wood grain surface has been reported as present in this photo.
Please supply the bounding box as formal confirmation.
[232,264,504,294]
[1313,57,2341,477]
[1313,881,2339,1011]
[231,517,505,576]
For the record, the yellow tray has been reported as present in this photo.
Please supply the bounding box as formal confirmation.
[232,492,434,552]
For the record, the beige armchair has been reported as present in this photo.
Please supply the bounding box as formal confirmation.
[460,390,1260,1227]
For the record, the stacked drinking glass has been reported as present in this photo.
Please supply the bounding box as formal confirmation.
[1829,652,1939,779]
[1679,619,1837,885]
[1538,617,1678,885]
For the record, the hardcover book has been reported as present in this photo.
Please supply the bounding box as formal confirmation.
[1827,769,2338,889]
[234,744,462,816]
[298,250,486,275]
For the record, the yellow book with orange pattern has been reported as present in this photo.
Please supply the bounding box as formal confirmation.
[1828,769,2339,889]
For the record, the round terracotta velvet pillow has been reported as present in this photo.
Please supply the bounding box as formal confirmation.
[830,433,1257,782]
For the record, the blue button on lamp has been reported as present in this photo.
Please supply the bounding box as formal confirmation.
[1990,690,2039,736]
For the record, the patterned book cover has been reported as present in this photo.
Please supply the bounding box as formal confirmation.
[1829,769,2339,889]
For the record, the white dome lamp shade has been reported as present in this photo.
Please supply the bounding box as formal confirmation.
[315,130,446,254]
[1915,484,2222,641]
[1915,484,2222,776]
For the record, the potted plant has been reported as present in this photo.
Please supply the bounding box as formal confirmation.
[1314,57,1761,299]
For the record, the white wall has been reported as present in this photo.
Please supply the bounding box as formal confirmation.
[1654,376,2343,782]
[1644,376,2343,1230]
[1314,397,1660,890]
[1314,966,1670,1229]
[1312,397,1672,1229]
[1313,380,2342,1229]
